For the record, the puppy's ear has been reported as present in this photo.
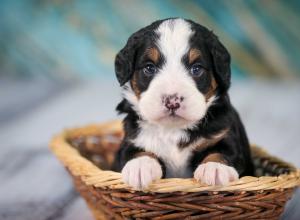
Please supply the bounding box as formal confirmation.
[115,32,144,86]
[209,34,231,92]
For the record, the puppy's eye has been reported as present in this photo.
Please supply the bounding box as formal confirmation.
[143,63,157,76]
[190,63,205,77]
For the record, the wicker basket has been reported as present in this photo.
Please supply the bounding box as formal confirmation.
[50,120,300,220]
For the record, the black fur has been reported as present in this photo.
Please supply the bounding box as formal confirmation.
[188,19,231,94]
[113,18,254,178]
[115,20,162,86]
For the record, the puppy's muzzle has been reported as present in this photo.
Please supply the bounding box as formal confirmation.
[162,94,184,113]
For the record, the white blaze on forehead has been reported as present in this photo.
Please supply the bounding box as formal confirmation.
[155,18,193,60]
[152,18,195,90]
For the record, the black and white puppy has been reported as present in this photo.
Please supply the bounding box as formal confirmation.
[113,18,254,190]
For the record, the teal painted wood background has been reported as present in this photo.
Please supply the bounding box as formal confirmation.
[0,0,299,80]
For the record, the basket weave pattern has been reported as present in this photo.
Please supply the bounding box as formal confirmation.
[50,121,300,219]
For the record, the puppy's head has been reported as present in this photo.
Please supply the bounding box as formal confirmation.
[115,18,231,129]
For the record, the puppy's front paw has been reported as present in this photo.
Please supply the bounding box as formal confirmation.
[194,162,239,186]
[121,156,162,190]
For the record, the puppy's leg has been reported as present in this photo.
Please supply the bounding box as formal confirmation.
[122,153,163,190]
[193,153,238,186]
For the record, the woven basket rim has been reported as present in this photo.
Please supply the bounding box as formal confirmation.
[50,120,300,193]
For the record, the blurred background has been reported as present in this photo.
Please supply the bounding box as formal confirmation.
[1,0,300,219]
[1,0,300,79]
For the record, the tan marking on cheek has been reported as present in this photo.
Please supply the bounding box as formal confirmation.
[189,48,202,64]
[131,72,141,99]
[201,153,227,165]
[193,128,229,151]
[146,47,160,63]
[205,75,217,101]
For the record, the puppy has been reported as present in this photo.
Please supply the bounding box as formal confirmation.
[113,18,254,190]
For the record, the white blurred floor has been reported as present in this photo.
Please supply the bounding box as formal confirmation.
[0,79,299,220]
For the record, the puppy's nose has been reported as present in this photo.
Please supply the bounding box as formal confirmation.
[163,94,184,112]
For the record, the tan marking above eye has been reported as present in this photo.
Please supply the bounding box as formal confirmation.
[146,47,160,64]
[189,48,202,64]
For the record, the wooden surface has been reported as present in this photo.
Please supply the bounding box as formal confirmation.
[0,79,299,220]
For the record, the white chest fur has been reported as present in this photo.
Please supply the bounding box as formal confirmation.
[132,122,193,178]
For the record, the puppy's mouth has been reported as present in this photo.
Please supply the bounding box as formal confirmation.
[168,111,184,119]
[151,112,193,128]
[167,114,183,120]
[157,110,185,120]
